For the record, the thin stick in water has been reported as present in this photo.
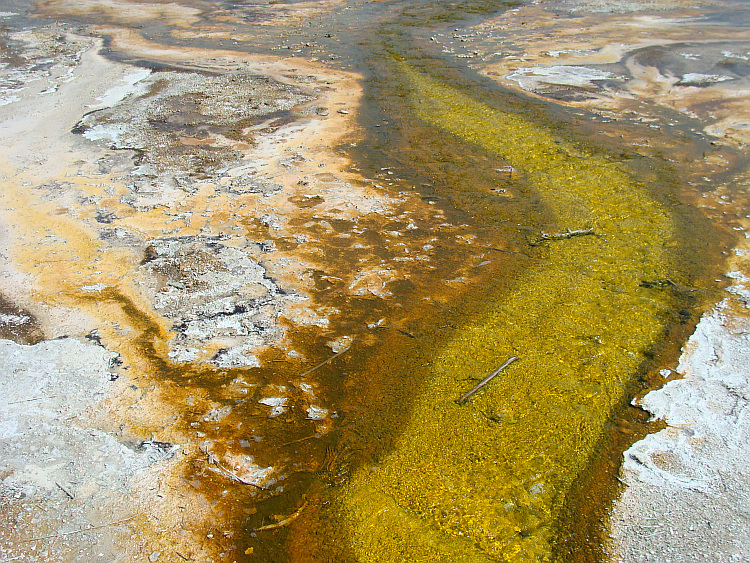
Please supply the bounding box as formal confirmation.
[254,498,310,531]
[298,345,352,379]
[456,356,519,405]
[206,455,262,489]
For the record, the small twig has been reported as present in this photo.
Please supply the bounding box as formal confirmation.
[281,433,320,447]
[298,345,352,378]
[206,456,262,489]
[456,356,519,405]
[175,551,195,561]
[8,396,55,405]
[488,247,526,256]
[541,227,594,240]
[20,514,141,543]
[531,228,595,245]
[394,328,416,338]
[254,499,309,532]
[55,482,75,500]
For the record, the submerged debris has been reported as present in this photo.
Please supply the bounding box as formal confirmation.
[530,227,595,245]
[456,356,519,405]
[254,498,310,531]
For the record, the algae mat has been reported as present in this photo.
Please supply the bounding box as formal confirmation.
[336,61,679,561]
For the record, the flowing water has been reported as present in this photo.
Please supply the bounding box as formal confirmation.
[1,0,748,561]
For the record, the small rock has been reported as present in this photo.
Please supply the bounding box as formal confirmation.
[203,405,232,422]
[149,551,160,562]
[306,405,328,420]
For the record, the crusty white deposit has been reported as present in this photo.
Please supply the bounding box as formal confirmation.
[609,292,750,562]
[0,337,180,562]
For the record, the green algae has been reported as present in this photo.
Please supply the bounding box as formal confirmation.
[336,61,680,562]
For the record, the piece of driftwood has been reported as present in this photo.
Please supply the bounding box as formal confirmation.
[456,356,519,405]
[254,499,310,531]
[531,228,595,245]
[298,345,352,378]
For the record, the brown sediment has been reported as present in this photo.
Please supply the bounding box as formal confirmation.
[0,20,364,561]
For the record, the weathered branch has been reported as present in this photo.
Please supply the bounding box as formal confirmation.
[456,356,519,405]
[531,228,595,246]
[206,455,263,489]
[298,345,352,378]
[254,499,310,531]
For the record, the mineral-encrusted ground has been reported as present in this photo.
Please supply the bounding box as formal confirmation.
[0,337,177,562]
[609,295,750,562]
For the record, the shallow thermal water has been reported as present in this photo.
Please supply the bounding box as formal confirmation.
[1,0,749,562]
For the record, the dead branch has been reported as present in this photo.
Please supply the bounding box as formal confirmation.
[456,356,519,405]
[531,228,595,245]
[254,499,310,532]
[298,345,352,378]
[206,455,262,489]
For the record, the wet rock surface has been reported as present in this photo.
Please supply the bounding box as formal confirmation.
[74,69,314,209]
[0,8,483,561]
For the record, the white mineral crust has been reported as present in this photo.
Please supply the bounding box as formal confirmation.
[609,306,750,562]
